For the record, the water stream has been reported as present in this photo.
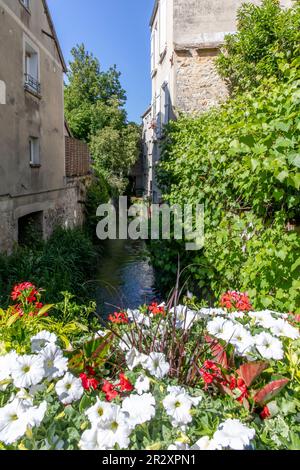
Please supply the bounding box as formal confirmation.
[95,238,159,318]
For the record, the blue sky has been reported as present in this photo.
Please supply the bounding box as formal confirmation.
[47,0,154,123]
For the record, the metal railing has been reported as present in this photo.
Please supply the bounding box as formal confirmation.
[24,74,41,95]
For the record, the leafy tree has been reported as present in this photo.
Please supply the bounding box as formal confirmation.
[64,43,126,141]
[90,123,141,194]
[216,0,300,94]
[64,44,140,194]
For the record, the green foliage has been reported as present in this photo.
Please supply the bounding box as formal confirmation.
[64,44,126,142]
[90,123,141,194]
[0,228,97,306]
[85,177,110,240]
[64,44,140,194]
[152,74,300,312]
[216,0,300,94]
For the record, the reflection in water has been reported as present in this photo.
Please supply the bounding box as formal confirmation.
[96,238,159,318]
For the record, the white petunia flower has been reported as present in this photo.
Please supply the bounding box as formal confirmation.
[55,372,84,405]
[248,311,275,329]
[79,426,101,450]
[254,332,284,360]
[170,305,197,330]
[0,398,47,445]
[0,399,29,445]
[0,351,18,382]
[228,311,245,321]
[135,375,150,395]
[207,317,236,342]
[213,419,255,450]
[85,399,115,426]
[269,319,299,340]
[127,309,150,327]
[163,392,193,427]
[24,401,47,427]
[198,308,227,318]
[31,331,57,353]
[229,324,254,356]
[125,348,148,371]
[39,344,68,379]
[191,436,221,450]
[12,355,45,389]
[94,405,132,450]
[145,352,170,379]
[166,386,202,406]
[122,393,156,427]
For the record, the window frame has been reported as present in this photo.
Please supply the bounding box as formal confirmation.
[29,136,40,167]
[23,35,41,96]
[20,0,31,13]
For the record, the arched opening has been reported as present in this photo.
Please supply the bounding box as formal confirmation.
[18,211,43,247]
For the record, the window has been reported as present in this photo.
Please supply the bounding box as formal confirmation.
[24,39,40,95]
[151,21,159,72]
[0,80,5,105]
[29,137,40,166]
[162,82,170,125]
[20,0,30,11]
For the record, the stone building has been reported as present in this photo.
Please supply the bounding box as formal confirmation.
[143,0,293,202]
[0,0,90,253]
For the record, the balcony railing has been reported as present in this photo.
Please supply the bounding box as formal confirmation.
[24,74,41,95]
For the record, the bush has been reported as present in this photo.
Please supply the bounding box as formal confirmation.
[0,227,98,306]
[216,0,300,93]
[152,74,300,313]
[85,177,110,241]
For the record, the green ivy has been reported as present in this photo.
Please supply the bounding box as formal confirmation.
[151,72,300,313]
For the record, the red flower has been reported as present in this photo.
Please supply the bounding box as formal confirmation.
[260,405,271,420]
[220,291,252,312]
[200,360,223,386]
[203,360,220,372]
[149,302,165,316]
[11,282,37,302]
[108,311,129,324]
[80,373,99,391]
[102,380,119,401]
[118,373,134,392]
[201,371,215,385]
[105,389,119,401]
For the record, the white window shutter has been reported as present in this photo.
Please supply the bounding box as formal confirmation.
[151,31,155,72]
[162,83,170,125]
[156,93,161,136]
[160,0,167,55]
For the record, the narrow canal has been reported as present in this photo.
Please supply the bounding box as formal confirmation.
[95,238,159,318]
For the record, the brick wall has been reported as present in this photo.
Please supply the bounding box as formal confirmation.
[65,137,91,177]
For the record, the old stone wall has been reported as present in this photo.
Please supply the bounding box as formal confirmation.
[175,48,228,114]
[0,177,91,254]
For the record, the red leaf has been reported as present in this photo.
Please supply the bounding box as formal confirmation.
[205,335,228,369]
[237,362,268,388]
[254,379,289,405]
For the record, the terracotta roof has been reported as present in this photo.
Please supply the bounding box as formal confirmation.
[42,0,67,72]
